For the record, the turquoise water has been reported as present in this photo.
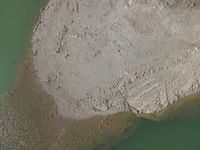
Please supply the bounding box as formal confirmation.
[112,96,200,150]
[0,0,44,94]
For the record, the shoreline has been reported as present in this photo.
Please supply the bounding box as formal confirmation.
[4,39,200,150]
[0,1,139,149]
[4,56,138,149]
[5,0,49,96]
[5,48,200,149]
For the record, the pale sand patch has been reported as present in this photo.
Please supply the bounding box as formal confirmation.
[32,0,200,119]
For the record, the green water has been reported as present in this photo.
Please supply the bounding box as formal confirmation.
[111,96,200,150]
[1,0,200,149]
[0,0,44,94]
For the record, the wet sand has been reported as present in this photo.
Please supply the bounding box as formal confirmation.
[1,55,138,150]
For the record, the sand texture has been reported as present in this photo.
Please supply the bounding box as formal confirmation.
[32,0,200,120]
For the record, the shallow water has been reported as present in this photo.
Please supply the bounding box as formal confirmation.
[0,0,44,94]
[1,0,200,150]
[111,94,200,150]
[0,0,44,148]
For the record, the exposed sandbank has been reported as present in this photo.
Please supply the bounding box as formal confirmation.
[32,0,200,120]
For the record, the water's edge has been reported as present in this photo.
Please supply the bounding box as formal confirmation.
[2,0,200,149]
